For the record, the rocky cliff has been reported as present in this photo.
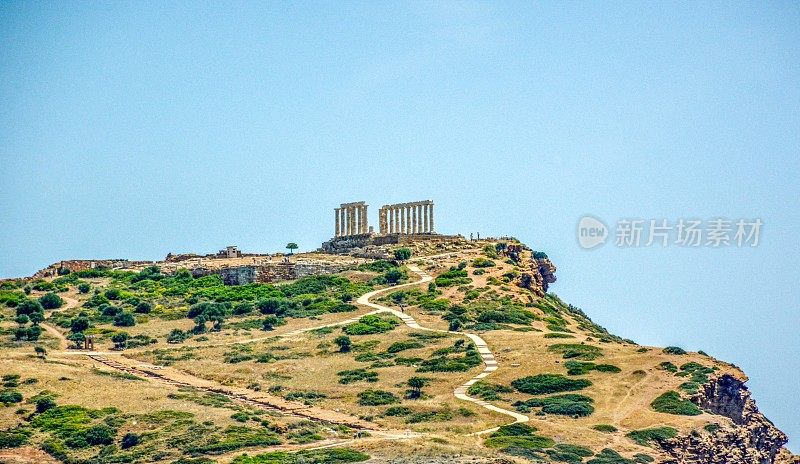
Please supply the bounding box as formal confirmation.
[660,374,791,464]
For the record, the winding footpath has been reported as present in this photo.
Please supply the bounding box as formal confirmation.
[281,263,529,434]
[48,262,528,438]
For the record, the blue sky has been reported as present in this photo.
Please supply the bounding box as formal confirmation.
[1,1,798,450]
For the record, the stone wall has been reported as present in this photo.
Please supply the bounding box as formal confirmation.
[192,261,355,285]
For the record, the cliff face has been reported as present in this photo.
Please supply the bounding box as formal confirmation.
[519,256,557,296]
[660,374,790,464]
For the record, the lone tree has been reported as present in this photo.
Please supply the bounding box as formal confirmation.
[406,377,428,399]
[286,243,298,255]
[394,247,412,261]
[334,335,352,353]
[112,332,129,350]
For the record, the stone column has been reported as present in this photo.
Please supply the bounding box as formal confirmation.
[335,208,341,236]
[393,207,398,233]
[411,204,417,234]
[356,207,362,235]
[361,205,367,234]
[400,206,405,234]
[417,204,423,233]
[429,202,434,232]
[405,206,411,234]
[348,207,354,236]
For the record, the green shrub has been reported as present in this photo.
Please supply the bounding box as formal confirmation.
[476,308,536,325]
[564,361,621,375]
[334,335,352,353]
[472,258,496,268]
[650,391,701,416]
[343,315,399,335]
[357,390,398,406]
[337,369,378,384]
[704,423,720,433]
[548,344,603,360]
[592,424,618,433]
[0,390,23,405]
[483,423,555,451]
[384,406,412,416]
[394,248,412,261]
[663,346,687,355]
[38,292,64,310]
[120,432,140,449]
[135,301,153,314]
[626,427,678,446]
[232,448,369,464]
[514,394,595,417]
[511,374,592,395]
[113,312,136,327]
[547,443,594,463]
[84,424,115,445]
[434,268,471,287]
[77,283,91,294]
[587,448,636,464]
[0,429,30,448]
[16,299,44,316]
[167,329,190,344]
[467,381,513,401]
[358,260,398,273]
[659,361,678,373]
[386,340,424,353]
[545,332,575,338]
[35,396,57,413]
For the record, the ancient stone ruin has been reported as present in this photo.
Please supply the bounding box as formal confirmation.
[334,201,370,236]
[322,199,460,255]
[378,200,434,235]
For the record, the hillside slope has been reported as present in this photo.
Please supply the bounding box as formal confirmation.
[0,239,793,464]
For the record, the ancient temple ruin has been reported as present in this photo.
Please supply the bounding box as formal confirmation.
[322,199,457,255]
[378,200,434,235]
[334,201,370,236]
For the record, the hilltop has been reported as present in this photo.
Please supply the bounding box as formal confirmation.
[0,238,795,464]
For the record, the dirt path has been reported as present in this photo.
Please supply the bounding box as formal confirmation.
[52,253,523,440]
[354,264,529,435]
[39,294,80,350]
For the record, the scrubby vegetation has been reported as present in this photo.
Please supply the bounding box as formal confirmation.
[548,343,604,361]
[514,394,595,417]
[357,389,399,406]
[511,374,592,395]
[650,391,702,416]
[467,381,513,401]
[564,361,621,376]
[232,448,369,463]
[483,423,555,452]
[343,314,400,335]
[626,427,679,446]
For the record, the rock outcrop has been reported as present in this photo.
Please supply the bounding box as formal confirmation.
[660,374,790,464]
[519,255,557,296]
